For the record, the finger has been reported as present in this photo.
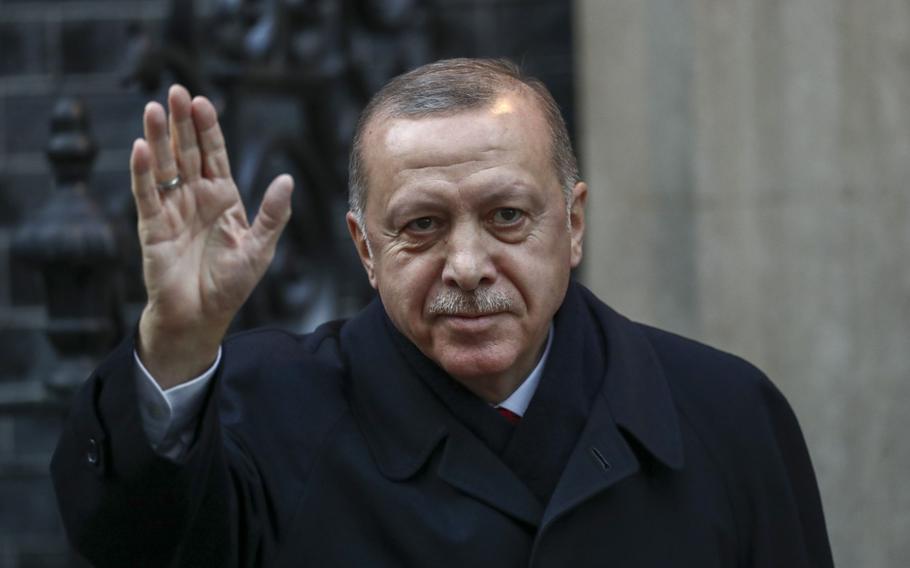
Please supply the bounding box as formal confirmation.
[142,102,179,185]
[130,138,162,219]
[250,174,294,254]
[167,84,202,181]
[191,96,231,179]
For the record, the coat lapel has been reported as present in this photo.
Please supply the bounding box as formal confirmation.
[341,298,543,526]
[340,285,685,532]
[437,426,543,526]
[342,299,448,480]
[540,286,686,532]
[595,296,685,472]
[539,391,640,530]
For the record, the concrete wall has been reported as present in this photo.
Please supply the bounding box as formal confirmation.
[576,1,910,566]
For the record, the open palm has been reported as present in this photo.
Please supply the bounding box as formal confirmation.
[131,86,293,386]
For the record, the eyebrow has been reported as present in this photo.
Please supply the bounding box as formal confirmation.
[477,183,538,202]
[383,178,544,223]
[383,191,450,227]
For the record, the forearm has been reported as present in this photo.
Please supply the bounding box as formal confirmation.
[50,335,246,567]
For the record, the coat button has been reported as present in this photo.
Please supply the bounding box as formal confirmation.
[86,437,100,466]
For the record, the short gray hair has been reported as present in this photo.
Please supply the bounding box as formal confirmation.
[348,58,579,226]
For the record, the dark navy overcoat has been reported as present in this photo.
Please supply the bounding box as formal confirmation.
[51,282,833,567]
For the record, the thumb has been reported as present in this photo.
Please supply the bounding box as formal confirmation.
[251,174,294,254]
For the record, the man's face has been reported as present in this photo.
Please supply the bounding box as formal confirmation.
[347,91,587,401]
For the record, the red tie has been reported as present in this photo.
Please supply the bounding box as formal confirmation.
[496,407,521,425]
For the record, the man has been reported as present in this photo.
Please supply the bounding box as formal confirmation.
[51,59,834,567]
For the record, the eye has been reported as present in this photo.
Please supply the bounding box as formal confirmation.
[492,208,524,225]
[406,216,437,232]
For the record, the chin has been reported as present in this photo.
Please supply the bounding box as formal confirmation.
[434,344,519,383]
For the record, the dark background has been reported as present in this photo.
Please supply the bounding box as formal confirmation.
[0,0,574,565]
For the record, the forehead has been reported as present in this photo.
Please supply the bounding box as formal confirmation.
[360,92,555,204]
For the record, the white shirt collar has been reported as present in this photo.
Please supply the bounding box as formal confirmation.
[495,323,554,417]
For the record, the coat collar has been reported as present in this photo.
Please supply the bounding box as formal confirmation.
[341,298,542,524]
[340,282,684,525]
[341,298,448,481]
[581,285,686,471]
[537,286,685,532]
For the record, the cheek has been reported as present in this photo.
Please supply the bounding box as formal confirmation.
[376,252,444,320]
[498,236,571,305]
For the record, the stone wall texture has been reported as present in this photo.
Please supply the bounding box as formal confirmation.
[577,1,910,566]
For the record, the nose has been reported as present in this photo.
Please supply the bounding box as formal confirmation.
[441,221,496,291]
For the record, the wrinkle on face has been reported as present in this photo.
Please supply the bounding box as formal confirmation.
[351,91,579,401]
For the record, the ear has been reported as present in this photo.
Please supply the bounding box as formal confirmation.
[569,182,587,268]
[346,212,378,289]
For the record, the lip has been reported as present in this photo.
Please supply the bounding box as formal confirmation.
[436,313,505,333]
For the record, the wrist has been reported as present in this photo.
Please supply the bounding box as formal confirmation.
[137,308,227,389]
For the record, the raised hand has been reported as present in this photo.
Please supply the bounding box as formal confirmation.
[131,85,293,388]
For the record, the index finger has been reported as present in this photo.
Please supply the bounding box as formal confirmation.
[130,138,162,219]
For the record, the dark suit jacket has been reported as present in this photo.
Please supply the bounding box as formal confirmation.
[51,283,834,567]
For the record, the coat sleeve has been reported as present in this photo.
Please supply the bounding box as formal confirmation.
[743,376,835,568]
[50,334,267,567]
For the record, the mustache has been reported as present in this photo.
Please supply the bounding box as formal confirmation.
[427,288,514,316]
